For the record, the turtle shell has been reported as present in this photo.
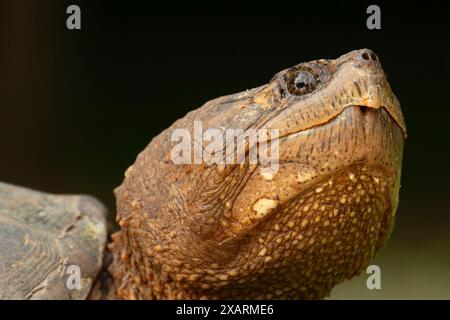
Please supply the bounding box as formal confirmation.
[0,182,107,299]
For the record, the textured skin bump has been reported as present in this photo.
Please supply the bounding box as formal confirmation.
[108,49,406,299]
[0,182,107,299]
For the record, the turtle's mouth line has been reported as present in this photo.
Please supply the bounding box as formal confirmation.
[275,104,406,141]
[213,104,403,185]
[215,104,402,177]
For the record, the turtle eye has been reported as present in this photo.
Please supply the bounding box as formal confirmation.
[286,70,318,96]
[293,71,316,95]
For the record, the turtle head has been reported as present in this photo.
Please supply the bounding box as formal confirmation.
[110,49,406,299]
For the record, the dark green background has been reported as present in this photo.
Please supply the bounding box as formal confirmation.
[1,1,449,298]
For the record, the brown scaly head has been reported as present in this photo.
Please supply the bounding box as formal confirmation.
[107,49,406,299]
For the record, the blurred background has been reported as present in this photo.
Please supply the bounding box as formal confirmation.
[0,1,449,299]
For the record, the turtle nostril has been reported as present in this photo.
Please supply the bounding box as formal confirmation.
[359,106,368,114]
[360,50,379,63]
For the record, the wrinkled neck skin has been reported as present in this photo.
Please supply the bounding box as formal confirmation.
[106,49,406,300]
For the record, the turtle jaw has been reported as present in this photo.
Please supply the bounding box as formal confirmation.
[228,101,404,234]
[208,103,404,298]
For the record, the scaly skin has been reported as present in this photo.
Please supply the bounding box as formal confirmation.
[107,49,406,299]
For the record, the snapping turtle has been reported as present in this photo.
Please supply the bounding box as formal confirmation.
[0,49,406,300]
